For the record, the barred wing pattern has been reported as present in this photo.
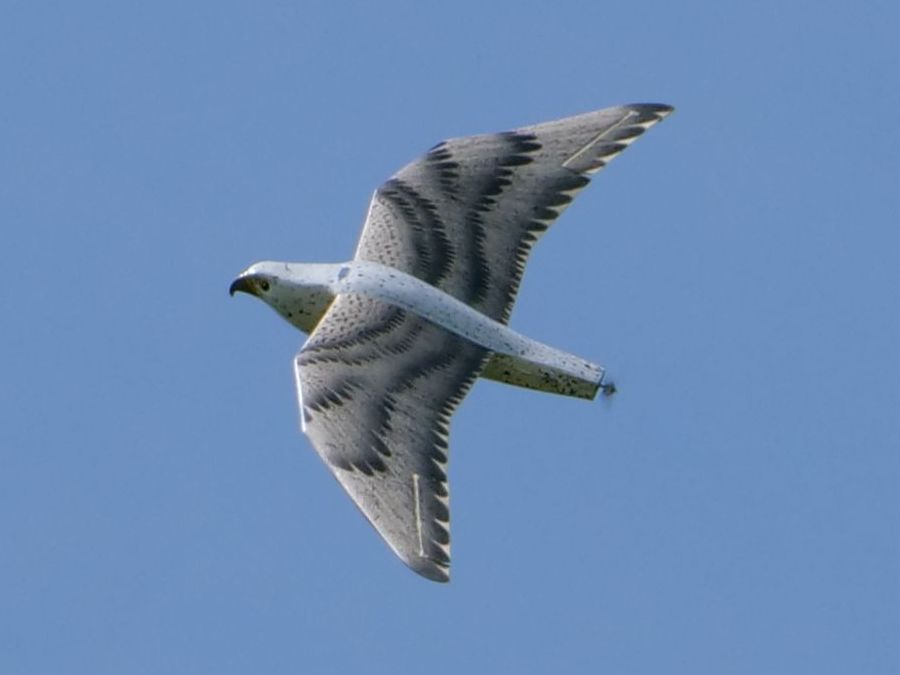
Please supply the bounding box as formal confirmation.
[295,293,490,581]
[354,104,673,323]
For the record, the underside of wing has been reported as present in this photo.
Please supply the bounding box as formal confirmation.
[354,103,673,323]
[294,293,490,581]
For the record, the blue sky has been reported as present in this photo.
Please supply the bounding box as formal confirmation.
[2,1,899,673]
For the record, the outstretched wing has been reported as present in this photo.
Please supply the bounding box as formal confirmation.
[354,103,673,323]
[294,293,490,582]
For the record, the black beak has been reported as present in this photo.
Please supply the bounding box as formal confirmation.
[229,276,254,297]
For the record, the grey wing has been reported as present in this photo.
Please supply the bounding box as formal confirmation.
[354,103,673,323]
[294,293,490,582]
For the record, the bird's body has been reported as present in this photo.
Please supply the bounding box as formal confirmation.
[233,259,605,399]
[231,104,673,581]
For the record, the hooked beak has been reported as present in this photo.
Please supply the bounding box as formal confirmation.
[229,275,255,297]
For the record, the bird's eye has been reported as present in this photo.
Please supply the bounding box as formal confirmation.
[259,279,271,292]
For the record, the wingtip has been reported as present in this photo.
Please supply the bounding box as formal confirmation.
[406,556,451,583]
[625,102,675,119]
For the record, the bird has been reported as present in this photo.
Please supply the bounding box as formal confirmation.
[230,103,674,581]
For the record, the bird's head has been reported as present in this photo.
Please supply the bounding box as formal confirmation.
[229,261,336,334]
[228,267,274,299]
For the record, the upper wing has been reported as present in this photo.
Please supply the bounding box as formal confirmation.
[354,104,673,323]
[294,292,490,582]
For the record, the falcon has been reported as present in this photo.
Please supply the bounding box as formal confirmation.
[230,104,674,581]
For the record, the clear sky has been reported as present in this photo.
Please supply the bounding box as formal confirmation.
[2,1,899,673]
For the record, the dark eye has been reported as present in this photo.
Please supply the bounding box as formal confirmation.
[259,279,270,292]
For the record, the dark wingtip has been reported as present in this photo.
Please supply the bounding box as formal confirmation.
[625,103,675,118]
[406,555,450,583]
